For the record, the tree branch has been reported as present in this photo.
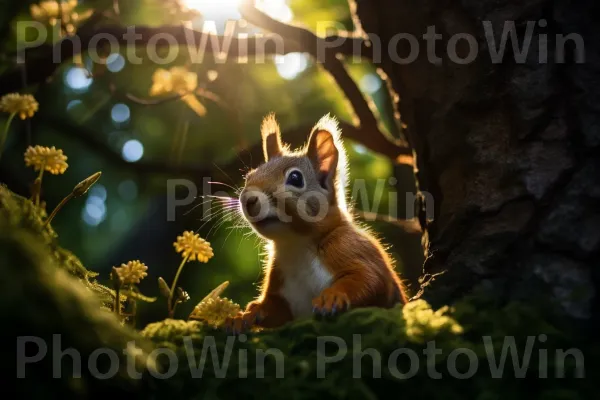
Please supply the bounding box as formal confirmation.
[0,10,366,96]
[0,15,293,96]
[100,82,408,159]
[357,211,422,234]
[39,115,406,182]
[106,80,227,108]
[239,2,410,156]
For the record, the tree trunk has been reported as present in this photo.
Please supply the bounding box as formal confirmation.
[353,0,599,321]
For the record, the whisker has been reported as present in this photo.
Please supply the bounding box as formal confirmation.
[183,182,252,250]
[235,150,251,173]
[221,222,238,249]
[212,162,237,187]
[203,194,240,203]
[207,181,239,192]
[247,147,254,170]
[186,196,238,217]
[184,198,225,216]
[233,220,252,252]
[206,207,239,238]
[195,205,234,233]
[201,207,237,224]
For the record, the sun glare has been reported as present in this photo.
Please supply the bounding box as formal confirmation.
[256,0,293,22]
[183,0,242,31]
[184,0,242,15]
[184,0,293,23]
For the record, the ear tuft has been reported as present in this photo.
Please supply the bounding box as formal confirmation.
[307,114,349,210]
[312,113,340,138]
[261,113,283,161]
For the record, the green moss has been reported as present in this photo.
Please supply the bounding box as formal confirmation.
[132,297,595,400]
[401,299,464,342]
[0,184,118,307]
[0,219,157,397]
[141,319,205,345]
[0,184,596,399]
[0,184,56,242]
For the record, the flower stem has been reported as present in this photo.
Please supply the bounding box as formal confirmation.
[44,192,74,227]
[110,266,123,320]
[34,162,46,207]
[0,112,16,162]
[168,254,189,318]
[171,300,181,317]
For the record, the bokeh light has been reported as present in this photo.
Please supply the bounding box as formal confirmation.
[111,103,131,124]
[65,67,93,91]
[121,139,144,162]
[274,53,309,80]
[353,144,367,154]
[360,73,382,94]
[82,192,107,227]
[88,184,107,202]
[106,53,125,73]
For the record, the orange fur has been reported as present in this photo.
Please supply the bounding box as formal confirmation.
[224,114,408,334]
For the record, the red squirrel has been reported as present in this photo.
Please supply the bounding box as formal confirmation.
[224,114,408,333]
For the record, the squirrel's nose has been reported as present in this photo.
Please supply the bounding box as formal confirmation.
[245,196,258,207]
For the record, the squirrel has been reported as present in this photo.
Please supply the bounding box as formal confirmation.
[224,113,408,334]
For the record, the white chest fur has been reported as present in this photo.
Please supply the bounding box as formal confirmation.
[277,246,333,318]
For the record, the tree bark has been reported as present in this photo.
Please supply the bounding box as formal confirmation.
[353,0,599,320]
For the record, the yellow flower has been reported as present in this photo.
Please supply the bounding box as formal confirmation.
[30,0,78,25]
[114,260,148,285]
[24,145,68,175]
[173,231,213,262]
[0,93,39,120]
[150,66,198,96]
[189,297,241,328]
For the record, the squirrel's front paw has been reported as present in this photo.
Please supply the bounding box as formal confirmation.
[224,303,266,335]
[312,289,350,316]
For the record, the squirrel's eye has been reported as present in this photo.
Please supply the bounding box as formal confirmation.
[286,170,304,188]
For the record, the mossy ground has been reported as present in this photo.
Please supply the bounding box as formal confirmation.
[137,299,595,400]
[1,185,596,399]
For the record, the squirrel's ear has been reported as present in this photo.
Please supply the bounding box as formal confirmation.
[307,127,339,192]
[261,113,283,161]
